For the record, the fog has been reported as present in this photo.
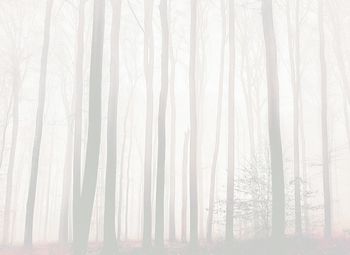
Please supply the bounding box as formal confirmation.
[0,0,350,254]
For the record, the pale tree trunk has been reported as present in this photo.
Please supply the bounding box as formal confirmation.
[207,0,225,242]
[143,0,154,248]
[102,0,121,252]
[3,65,20,245]
[0,92,12,171]
[261,0,285,239]
[73,0,86,242]
[24,0,54,246]
[117,86,134,241]
[58,119,73,243]
[168,1,176,241]
[181,132,189,242]
[73,0,105,253]
[124,133,133,240]
[226,0,235,242]
[59,75,74,244]
[44,132,54,241]
[286,0,302,236]
[318,0,331,239]
[117,136,125,242]
[155,0,169,247]
[328,2,350,150]
[189,0,198,246]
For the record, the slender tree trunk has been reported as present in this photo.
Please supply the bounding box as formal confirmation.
[226,0,235,242]
[286,0,302,236]
[181,132,190,242]
[3,66,19,245]
[207,0,225,242]
[143,0,154,248]
[117,137,125,242]
[44,133,54,241]
[168,6,176,241]
[59,119,73,243]
[102,0,121,252]
[124,133,132,240]
[261,0,285,239]
[73,0,86,242]
[189,0,199,246]
[73,0,106,253]
[155,0,169,247]
[0,93,12,171]
[317,0,331,239]
[24,0,54,246]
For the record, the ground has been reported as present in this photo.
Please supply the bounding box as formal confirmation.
[1,239,350,255]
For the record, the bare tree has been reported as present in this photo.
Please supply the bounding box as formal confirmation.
[73,0,87,242]
[181,132,189,242]
[286,0,302,236]
[317,0,331,239]
[24,0,54,246]
[189,0,198,246]
[207,0,225,242]
[143,0,154,248]
[3,63,20,245]
[155,0,169,248]
[226,0,235,242]
[102,0,121,253]
[168,0,176,242]
[73,0,106,253]
[261,0,285,239]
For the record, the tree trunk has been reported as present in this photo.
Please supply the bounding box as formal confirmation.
[3,66,19,245]
[58,119,73,243]
[168,5,176,241]
[124,133,132,240]
[155,0,169,247]
[286,0,302,236]
[189,0,198,246]
[102,0,121,252]
[24,0,54,246]
[181,132,190,242]
[73,0,106,253]
[207,0,225,242]
[226,0,235,242]
[318,0,331,239]
[142,0,154,248]
[261,0,285,239]
[73,0,86,243]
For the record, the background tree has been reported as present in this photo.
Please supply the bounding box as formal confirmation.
[24,0,54,246]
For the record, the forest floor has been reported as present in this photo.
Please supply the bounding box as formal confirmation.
[1,238,350,255]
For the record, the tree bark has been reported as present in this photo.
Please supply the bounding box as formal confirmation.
[155,0,169,247]
[142,0,154,248]
[73,0,106,253]
[286,0,302,236]
[58,119,73,243]
[206,0,226,242]
[317,0,331,239]
[73,0,86,243]
[181,132,189,242]
[226,0,235,242]
[102,0,121,253]
[168,2,176,241]
[3,66,20,245]
[24,0,54,246]
[261,0,285,239]
[189,0,198,246]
